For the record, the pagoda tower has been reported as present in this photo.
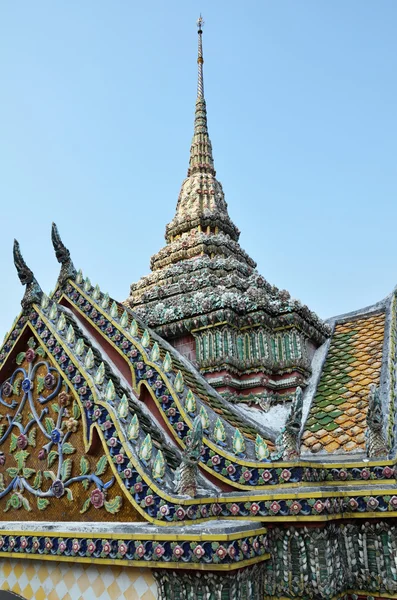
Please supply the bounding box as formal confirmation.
[126,18,329,409]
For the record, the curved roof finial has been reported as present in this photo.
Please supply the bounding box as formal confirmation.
[196,14,205,99]
[51,222,77,288]
[13,239,43,310]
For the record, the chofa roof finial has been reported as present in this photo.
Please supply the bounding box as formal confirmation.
[51,222,77,288]
[13,239,43,311]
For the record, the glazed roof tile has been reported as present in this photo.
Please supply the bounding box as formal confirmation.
[302,311,386,455]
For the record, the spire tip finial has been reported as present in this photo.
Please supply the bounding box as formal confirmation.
[196,14,204,31]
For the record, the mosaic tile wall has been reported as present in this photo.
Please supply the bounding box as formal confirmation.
[0,558,157,600]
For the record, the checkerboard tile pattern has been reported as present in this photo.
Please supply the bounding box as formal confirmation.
[0,558,157,600]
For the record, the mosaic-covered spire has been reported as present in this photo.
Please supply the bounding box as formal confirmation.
[187,15,215,177]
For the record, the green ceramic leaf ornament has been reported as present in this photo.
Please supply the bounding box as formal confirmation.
[83,277,91,293]
[199,405,209,431]
[163,352,172,373]
[128,414,139,441]
[76,269,83,284]
[94,362,105,385]
[118,394,129,419]
[141,329,150,348]
[214,418,226,444]
[40,294,49,311]
[120,310,129,328]
[152,450,165,480]
[75,339,84,356]
[66,324,75,345]
[174,370,184,393]
[255,435,269,461]
[232,428,245,455]
[57,312,66,333]
[105,379,116,402]
[150,342,160,362]
[93,284,101,301]
[130,319,138,337]
[49,303,58,321]
[139,434,152,462]
[101,293,109,309]
[110,301,118,319]
[185,390,196,414]
[84,348,95,370]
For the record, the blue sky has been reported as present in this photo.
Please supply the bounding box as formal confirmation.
[1,1,396,337]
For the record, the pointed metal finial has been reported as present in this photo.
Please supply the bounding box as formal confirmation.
[196,15,204,99]
[51,222,77,288]
[13,240,43,311]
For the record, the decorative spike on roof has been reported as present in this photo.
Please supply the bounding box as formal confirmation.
[187,15,215,178]
[13,239,43,310]
[51,222,77,287]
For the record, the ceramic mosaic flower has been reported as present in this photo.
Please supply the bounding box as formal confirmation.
[118,542,128,556]
[65,418,78,432]
[262,470,272,482]
[17,434,28,450]
[25,348,36,363]
[250,502,260,515]
[173,545,184,558]
[216,545,227,560]
[313,500,324,513]
[367,497,379,510]
[144,495,154,507]
[281,469,291,481]
[102,541,111,555]
[135,544,145,558]
[51,428,63,444]
[38,449,46,460]
[361,469,370,480]
[269,501,281,514]
[242,470,252,482]
[193,545,205,559]
[91,489,105,509]
[44,373,56,389]
[383,466,394,478]
[230,503,240,516]
[389,496,397,509]
[289,501,302,515]
[58,391,71,407]
[176,507,186,520]
[134,482,143,493]
[44,538,53,551]
[22,378,32,393]
[51,480,65,498]
[2,381,12,397]
[226,464,236,475]
[348,498,358,510]
[154,544,165,558]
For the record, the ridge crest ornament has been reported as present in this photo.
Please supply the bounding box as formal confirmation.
[13,240,43,311]
[51,222,77,288]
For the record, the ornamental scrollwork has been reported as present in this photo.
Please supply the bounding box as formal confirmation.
[0,337,122,515]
